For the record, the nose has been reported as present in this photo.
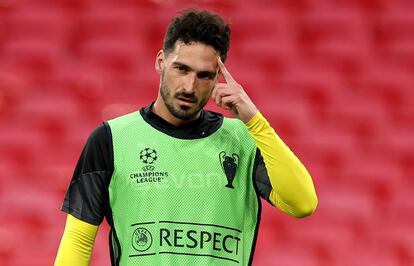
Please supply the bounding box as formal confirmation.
[183,73,197,93]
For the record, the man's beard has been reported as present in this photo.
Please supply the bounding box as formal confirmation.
[159,75,209,120]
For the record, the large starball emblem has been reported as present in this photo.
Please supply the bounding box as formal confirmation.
[139,148,158,165]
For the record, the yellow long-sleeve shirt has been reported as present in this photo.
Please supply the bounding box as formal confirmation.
[246,111,318,217]
[55,111,317,265]
[55,214,98,266]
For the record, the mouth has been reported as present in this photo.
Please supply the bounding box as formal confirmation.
[176,96,197,107]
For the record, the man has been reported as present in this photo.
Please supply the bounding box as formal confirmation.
[55,9,317,266]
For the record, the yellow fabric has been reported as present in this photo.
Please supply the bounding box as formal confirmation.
[245,111,318,218]
[54,214,99,266]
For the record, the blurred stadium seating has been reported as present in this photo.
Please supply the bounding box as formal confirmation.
[0,0,413,265]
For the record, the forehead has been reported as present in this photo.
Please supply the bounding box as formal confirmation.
[166,41,219,71]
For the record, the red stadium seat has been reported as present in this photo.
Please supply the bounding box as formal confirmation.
[79,38,146,75]
[381,40,414,67]
[230,7,291,42]
[348,64,414,108]
[53,65,106,101]
[303,39,373,73]
[253,244,318,266]
[267,0,315,13]
[297,8,372,71]
[385,184,414,233]
[298,8,368,43]
[1,39,62,77]
[389,104,414,130]
[12,92,82,146]
[0,72,28,118]
[0,121,45,171]
[76,5,143,41]
[384,130,414,178]
[4,6,70,44]
[233,38,297,80]
[316,0,392,11]
[374,9,414,44]
[274,66,344,104]
[0,19,6,43]
[322,96,390,143]
[230,7,296,68]
[342,159,403,206]
[285,222,356,264]
[0,182,64,264]
[374,222,414,266]
[258,99,314,140]
[373,9,414,67]
[84,0,159,10]
[292,130,357,183]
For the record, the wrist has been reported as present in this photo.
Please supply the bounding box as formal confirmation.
[241,106,258,124]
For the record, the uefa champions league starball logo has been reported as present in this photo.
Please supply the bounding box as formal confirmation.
[139,148,158,165]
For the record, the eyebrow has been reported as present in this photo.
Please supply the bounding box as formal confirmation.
[172,61,217,78]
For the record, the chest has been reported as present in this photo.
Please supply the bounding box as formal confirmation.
[112,138,252,194]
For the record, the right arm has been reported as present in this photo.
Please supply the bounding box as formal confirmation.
[55,123,114,265]
[54,215,99,266]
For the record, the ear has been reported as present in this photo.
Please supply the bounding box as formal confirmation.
[155,50,164,74]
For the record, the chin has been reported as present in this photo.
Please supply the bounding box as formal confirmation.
[173,107,200,120]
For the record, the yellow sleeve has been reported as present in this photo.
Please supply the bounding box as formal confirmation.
[246,111,318,218]
[54,214,99,266]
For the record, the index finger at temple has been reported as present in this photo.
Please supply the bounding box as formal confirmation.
[218,58,235,84]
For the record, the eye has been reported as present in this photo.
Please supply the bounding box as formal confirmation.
[175,66,187,72]
[198,72,214,80]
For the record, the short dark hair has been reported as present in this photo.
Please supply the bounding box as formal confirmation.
[163,9,231,62]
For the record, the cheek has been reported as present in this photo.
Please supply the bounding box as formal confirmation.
[163,72,179,89]
[198,82,215,97]
[166,71,186,87]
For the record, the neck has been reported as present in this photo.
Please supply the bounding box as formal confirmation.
[152,98,201,127]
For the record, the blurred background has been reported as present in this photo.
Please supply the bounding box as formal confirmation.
[0,0,413,265]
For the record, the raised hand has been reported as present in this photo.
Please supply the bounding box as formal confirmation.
[211,58,258,123]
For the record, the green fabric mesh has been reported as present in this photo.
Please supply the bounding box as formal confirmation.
[107,111,259,265]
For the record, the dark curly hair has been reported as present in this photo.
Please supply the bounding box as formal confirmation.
[163,9,231,62]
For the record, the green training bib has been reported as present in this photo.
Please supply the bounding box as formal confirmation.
[107,111,260,265]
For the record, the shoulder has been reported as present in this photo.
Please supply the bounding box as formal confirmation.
[81,123,111,157]
[106,111,141,130]
[222,116,249,133]
[80,122,113,172]
[87,123,111,144]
